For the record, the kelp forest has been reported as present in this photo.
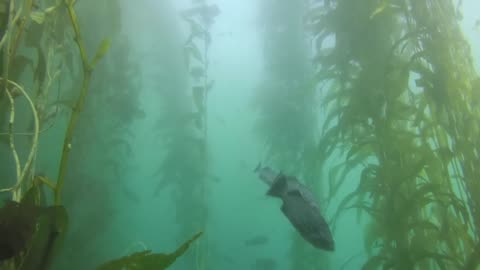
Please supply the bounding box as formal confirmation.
[0,0,480,270]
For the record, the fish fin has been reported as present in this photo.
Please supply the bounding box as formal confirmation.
[266,174,287,197]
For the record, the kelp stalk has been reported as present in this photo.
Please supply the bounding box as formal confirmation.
[54,0,109,205]
[3,87,20,189]
[0,79,39,201]
[10,0,34,59]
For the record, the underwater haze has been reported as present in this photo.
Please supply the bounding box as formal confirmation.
[1,0,480,270]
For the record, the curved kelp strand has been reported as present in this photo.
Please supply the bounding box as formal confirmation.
[96,232,203,270]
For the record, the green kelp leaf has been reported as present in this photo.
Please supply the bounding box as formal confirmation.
[90,38,111,68]
[30,11,46,24]
[96,232,203,270]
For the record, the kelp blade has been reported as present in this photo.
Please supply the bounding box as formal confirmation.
[96,231,203,270]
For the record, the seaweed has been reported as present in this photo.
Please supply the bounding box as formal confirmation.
[96,232,202,270]
[0,184,68,270]
[253,0,331,269]
[307,0,479,269]
[148,1,218,269]
[1,1,110,269]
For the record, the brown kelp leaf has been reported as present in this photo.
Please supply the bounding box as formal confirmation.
[0,201,39,261]
[0,201,67,269]
[19,206,68,270]
[96,232,203,270]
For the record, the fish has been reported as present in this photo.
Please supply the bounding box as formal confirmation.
[244,235,269,246]
[253,163,335,251]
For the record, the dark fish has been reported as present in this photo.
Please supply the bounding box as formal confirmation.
[244,235,269,246]
[253,163,335,251]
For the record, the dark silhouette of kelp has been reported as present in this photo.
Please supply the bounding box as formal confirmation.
[0,185,68,270]
[96,232,202,270]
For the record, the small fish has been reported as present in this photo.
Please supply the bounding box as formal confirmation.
[244,235,269,246]
[253,163,335,251]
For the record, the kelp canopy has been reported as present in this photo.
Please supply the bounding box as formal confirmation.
[308,0,480,269]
